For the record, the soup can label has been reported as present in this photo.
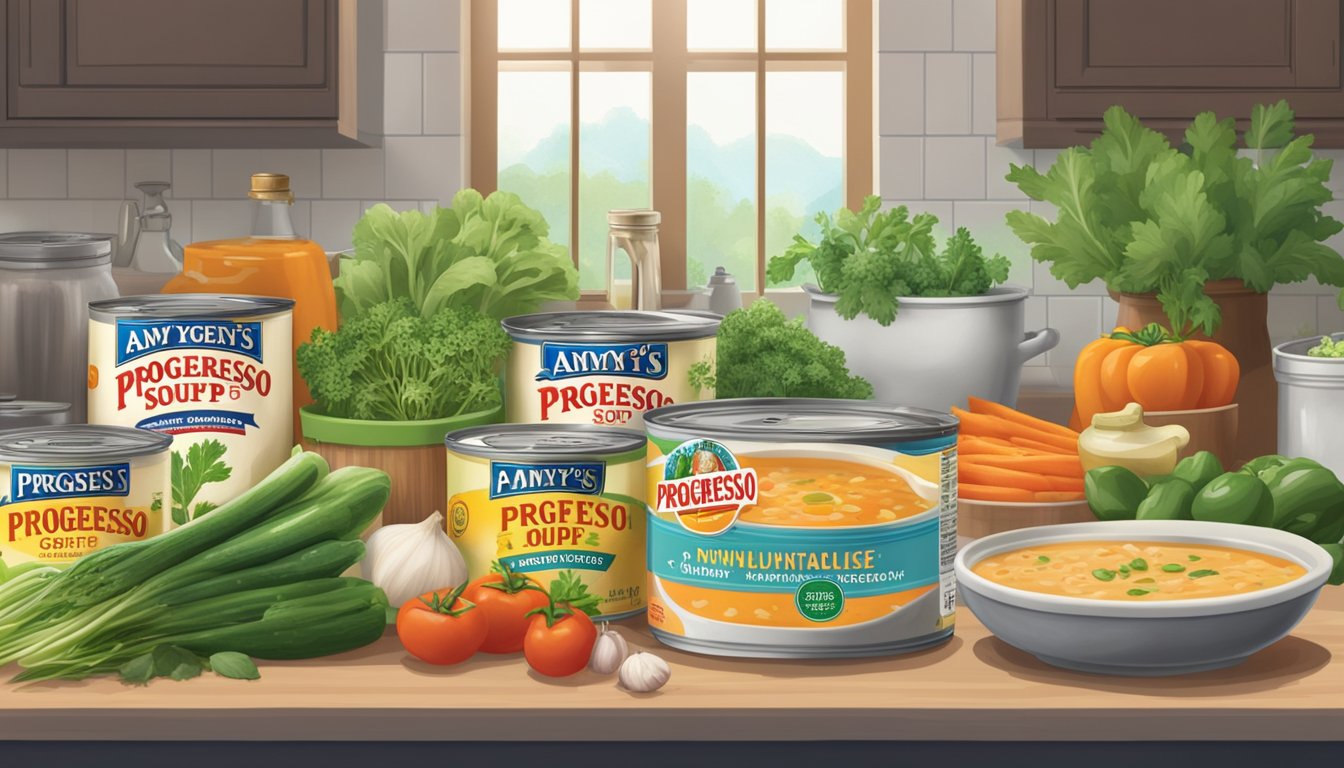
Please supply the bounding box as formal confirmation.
[645,433,957,656]
[447,443,648,619]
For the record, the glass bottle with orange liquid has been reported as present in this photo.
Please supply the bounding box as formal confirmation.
[162,173,337,435]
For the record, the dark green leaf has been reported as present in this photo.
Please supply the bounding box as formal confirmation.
[209,652,260,681]
[118,651,157,686]
[151,645,201,679]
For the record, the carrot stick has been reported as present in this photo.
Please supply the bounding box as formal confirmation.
[958,483,1035,503]
[1034,491,1086,503]
[960,453,1084,477]
[957,437,1033,456]
[951,408,1079,452]
[1009,436,1076,455]
[960,463,1084,492]
[966,396,1080,440]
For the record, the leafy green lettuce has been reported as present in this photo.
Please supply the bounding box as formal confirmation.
[1006,102,1344,336]
[335,189,579,321]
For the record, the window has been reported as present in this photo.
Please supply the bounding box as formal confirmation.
[469,0,873,304]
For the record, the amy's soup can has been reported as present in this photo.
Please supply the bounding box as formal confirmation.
[643,398,959,658]
[0,425,171,568]
[502,310,719,430]
[445,424,648,620]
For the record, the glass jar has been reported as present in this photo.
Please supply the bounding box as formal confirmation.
[606,209,662,311]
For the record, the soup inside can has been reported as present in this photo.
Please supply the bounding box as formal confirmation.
[643,398,959,658]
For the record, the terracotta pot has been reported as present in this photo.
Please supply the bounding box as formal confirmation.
[1144,404,1239,465]
[1110,279,1272,463]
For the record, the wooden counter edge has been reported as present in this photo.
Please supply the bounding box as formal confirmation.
[2,707,1341,742]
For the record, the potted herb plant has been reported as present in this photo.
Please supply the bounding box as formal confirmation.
[767,195,1058,411]
[1005,102,1344,460]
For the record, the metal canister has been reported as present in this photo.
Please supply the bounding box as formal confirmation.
[643,398,960,658]
[0,233,119,422]
[502,310,720,430]
[0,401,72,431]
[0,425,171,568]
[1274,332,1344,477]
[445,423,648,620]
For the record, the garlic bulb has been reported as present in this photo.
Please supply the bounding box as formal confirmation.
[362,511,467,607]
[588,624,628,675]
[618,652,670,692]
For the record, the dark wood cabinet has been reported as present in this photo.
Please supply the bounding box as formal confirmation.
[998,0,1344,147]
[0,0,371,147]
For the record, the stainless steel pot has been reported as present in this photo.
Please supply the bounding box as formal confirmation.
[0,400,71,430]
[1274,333,1344,476]
[804,284,1059,411]
[0,232,119,422]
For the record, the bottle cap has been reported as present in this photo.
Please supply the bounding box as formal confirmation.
[608,209,661,228]
[249,173,295,203]
[709,266,736,285]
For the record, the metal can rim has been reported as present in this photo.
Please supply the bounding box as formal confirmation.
[88,294,296,322]
[643,398,959,442]
[502,310,721,343]
[0,425,172,464]
[445,423,646,460]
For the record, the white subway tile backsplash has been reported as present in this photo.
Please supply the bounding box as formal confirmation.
[384,53,424,134]
[953,0,996,51]
[1022,296,1048,367]
[986,139,1031,200]
[310,200,363,252]
[924,54,971,134]
[9,150,67,198]
[191,200,251,242]
[125,150,172,198]
[1317,295,1344,336]
[953,201,1031,286]
[1268,294,1319,345]
[68,150,125,199]
[878,54,924,136]
[257,149,323,199]
[168,200,193,246]
[1102,296,1119,333]
[322,149,385,199]
[971,53,996,135]
[385,137,461,202]
[423,53,462,135]
[171,150,213,199]
[880,0,953,51]
[878,137,924,200]
[89,199,124,238]
[211,150,260,198]
[924,136,985,199]
[0,200,91,231]
[1045,296,1103,370]
[386,0,459,52]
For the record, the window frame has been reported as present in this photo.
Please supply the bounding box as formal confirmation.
[467,0,873,301]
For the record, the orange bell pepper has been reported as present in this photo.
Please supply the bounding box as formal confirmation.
[1127,343,1204,412]
[1073,335,1130,427]
[1184,339,1240,408]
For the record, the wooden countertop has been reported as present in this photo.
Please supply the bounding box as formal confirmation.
[2,589,1342,742]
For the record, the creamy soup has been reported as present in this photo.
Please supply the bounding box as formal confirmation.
[740,457,934,527]
[971,541,1306,600]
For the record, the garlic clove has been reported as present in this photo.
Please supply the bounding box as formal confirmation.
[618,652,671,692]
[588,623,629,675]
[363,511,468,607]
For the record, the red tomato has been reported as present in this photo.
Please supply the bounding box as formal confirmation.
[465,572,550,654]
[396,586,488,665]
[523,609,598,677]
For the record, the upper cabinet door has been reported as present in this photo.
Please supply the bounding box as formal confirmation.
[10,0,337,119]
[999,0,1344,146]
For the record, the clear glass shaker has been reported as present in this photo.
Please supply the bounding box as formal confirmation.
[606,209,662,311]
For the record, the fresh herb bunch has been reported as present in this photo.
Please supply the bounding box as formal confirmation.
[298,298,511,421]
[1006,102,1344,336]
[335,189,580,321]
[688,300,873,400]
[766,195,1011,326]
[1308,336,1344,358]
[171,440,232,526]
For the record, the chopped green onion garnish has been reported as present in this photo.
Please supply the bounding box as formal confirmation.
[1135,578,1155,584]
[1119,564,1131,573]
[1036,555,1051,564]
[1188,555,1202,562]
[801,492,833,504]
[1130,558,1149,571]
[1126,588,1151,596]
[1189,569,1220,579]
[1092,569,1116,581]
[1162,564,1186,573]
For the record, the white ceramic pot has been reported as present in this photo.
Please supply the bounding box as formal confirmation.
[1274,332,1344,476]
[804,284,1058,411]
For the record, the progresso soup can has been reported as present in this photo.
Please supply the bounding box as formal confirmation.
[0,425,171,568]
[87,295,293,527]
[445,424,648,620]
[643,398,960,658]
[502,310,720,430]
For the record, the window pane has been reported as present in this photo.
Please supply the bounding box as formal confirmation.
[579,71,652,295]
[765,0,844,50]
[497,70,572,253]
[687,0,757,51]
[765,71,844,288]
[687,72,757,293]
[579,0,651,50]
[498,0,571,50]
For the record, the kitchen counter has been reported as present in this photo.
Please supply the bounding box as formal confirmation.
[3,589,1342,743]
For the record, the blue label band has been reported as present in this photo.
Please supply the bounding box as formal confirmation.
[648,513,939,598]
[10,464,132,503]
[535,342,669,382]
[502,550,616,573]
[489,461,607,499]
[135,410,258,436]
[116,319,263,365]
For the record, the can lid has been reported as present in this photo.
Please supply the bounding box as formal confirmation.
[502,310,721,342]
[0,232,113,267]
[89,294,295,321]
[643,398,959,442]
[1273,332,1344,379]
[0,400,71,417]
[446,424,645,459]
[0,425,171,463]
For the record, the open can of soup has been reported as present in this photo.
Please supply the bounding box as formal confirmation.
[644,398,959,658]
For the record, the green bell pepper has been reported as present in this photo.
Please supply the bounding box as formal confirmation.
[1171,451,1224,494]
[1320,544,1344,586]
[1257,458,1344,544]
[1240,455,1289,476]
[1136,477,1196,520]
[1085,466,1149,521]
[1192,472,1274,527]
[1144,474,1178,489]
